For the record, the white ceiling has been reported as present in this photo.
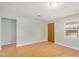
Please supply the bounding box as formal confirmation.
[0,2,79,21]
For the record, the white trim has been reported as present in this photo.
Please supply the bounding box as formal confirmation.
[17,40,47,47]
[54,22,56,42]
[48,20,55,24]
[55,42,79,51]
[0,46,2,51]
[1,42,16,45]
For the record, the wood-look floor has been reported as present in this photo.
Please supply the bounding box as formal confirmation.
[0,41,79,57]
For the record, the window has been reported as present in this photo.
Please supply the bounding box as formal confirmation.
[65,21,79,39]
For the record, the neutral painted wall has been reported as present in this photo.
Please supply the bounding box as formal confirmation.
[0,12,48,47]
[17,17,48,46]
[1,18,16,45]
[55,14,79,50]
[0,17,1,50]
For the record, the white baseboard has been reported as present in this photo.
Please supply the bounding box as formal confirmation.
[1,42,16,45]
[17,40,47,47]
[55,42,79,51]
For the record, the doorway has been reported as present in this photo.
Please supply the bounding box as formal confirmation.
[1,17,16,47]
[48,23,55,42]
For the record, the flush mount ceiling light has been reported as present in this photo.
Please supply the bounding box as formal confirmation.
[49,2,62,8]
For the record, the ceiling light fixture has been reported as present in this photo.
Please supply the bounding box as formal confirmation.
[49,2,62,8]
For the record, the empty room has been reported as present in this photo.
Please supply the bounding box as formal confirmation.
[0,2,79,57]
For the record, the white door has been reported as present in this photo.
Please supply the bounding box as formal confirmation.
[2,18,16,45]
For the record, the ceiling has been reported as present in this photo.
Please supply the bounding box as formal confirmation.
[0,2,79,21]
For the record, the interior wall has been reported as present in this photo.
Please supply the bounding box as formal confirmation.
[0,12,48,47]
[0,17,1,50]
[17,17,48,47]
[1,18,16,45]
[55,14,79,50]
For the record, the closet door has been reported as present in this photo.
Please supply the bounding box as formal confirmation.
[2,18,16,45]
